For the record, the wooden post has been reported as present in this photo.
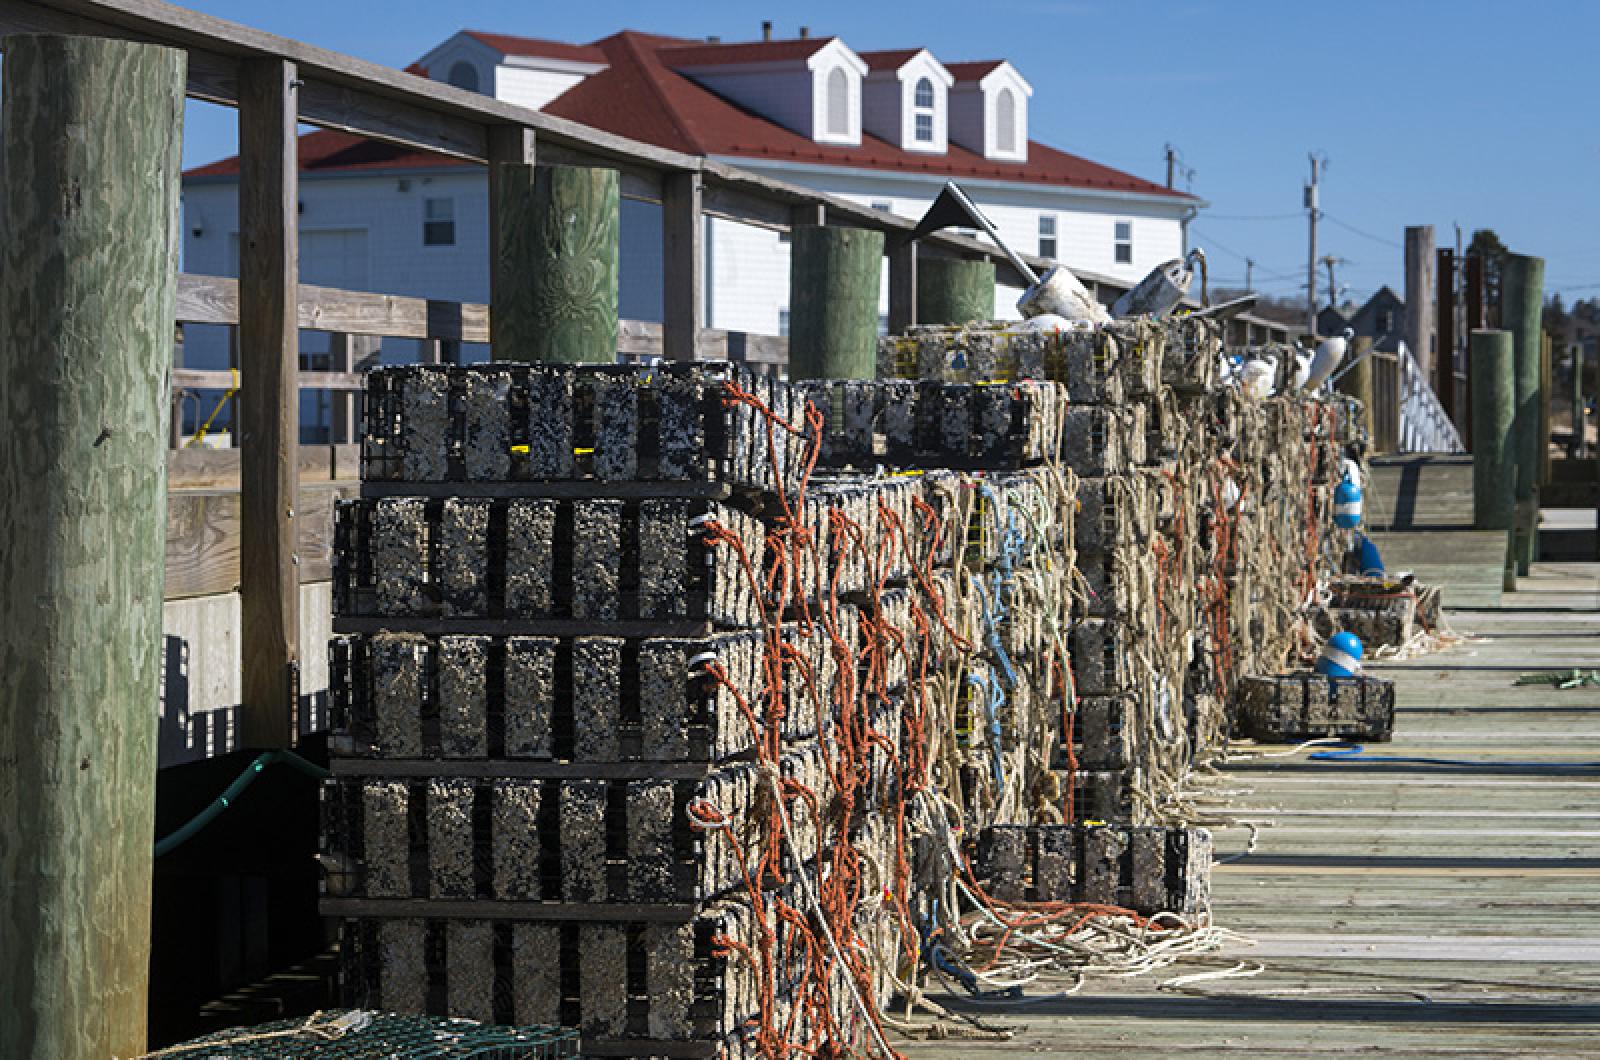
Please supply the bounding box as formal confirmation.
[238,57,300,748]
[1404,225,1435,382]
[1572,343,1588,461]
[0,35,184,1059]
[494,164,619,363]
[487,125,536,362]
[1469,330,1517,532]
[662,171,704,361]
[1501,252,1544,574]
[1464,254,1485,448]
[1540,330,1553,489]
[1436,247,1457,427]
[1337,336,1375,444]
[887,239,917,334]
[788,226,885,380]
[329,334,380,444]
[917,257,996,326]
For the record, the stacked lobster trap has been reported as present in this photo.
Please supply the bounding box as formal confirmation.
[320,328,1361,1054]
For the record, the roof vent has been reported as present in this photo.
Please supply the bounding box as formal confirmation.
[762,20,772,41]
[706,34,721,43]
[798,26,810,38]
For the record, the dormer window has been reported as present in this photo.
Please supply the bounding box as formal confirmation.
[826,68,850,136]
[913,77,935,142]
[995,88,1016,152]
[447,61,480,93]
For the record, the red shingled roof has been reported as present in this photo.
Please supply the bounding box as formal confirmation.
[945,60,1007,81]
[659,37,835,66]
[184,30,1191,201]
[462,30,607,64]
[858,48,921,72]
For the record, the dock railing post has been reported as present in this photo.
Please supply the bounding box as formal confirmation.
[1337,336,1375,444]
[0,34,185,1059]
[788,226,885,380]
[1469,329,1517,587]
[493,164,619,363]
[1501,253,1545,575]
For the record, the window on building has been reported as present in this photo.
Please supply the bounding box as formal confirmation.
[826,67,850,136]
[424,197,455,246]
[447,61,480,93]
[1038,215,1057,259]
[995,88,1016,153]
[779,309,791,337]
[1377,309,1393,333]
[1114,220,1132,264]
[912,77,935,143]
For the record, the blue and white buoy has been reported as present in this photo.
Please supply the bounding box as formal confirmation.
[1334,474,1363,529]
[1356,533,1385,576]
[1315,631,1365,678]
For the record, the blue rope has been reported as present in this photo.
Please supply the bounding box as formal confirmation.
[1308,744,1600,770]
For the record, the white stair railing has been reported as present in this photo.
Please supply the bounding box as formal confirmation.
[1397,341,1464,454]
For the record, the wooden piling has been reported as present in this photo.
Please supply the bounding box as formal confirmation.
[493,164,620,363]
[0,35,185,1059]
[1469,330,1517,533]
[1336,336,1375,443]
[916,257,996,326]
[1500,253,1544,573]
[788,226,885,380]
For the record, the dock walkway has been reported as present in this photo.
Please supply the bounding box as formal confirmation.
[909,457,1600,1057]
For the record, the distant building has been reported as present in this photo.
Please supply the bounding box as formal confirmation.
[182,28,1202,437]
[1318,285,1406,353]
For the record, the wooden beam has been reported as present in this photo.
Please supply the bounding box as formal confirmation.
[661,171,704,361]
[177,273,494,343]
[166,483,355,599]
[887,239,917,334]
[0,34,185,1060]
[236,57,300,749]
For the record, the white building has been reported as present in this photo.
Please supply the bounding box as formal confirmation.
[181,28,1201,436]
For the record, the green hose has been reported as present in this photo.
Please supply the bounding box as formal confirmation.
[155,750,330,858]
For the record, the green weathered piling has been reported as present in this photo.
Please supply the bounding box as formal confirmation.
[1501,253,1544,573]
[1470,330,1517,533]
[916,257,995,326]
[0,35,185,1060]
[494,164,619,363]
[789,226,885,380]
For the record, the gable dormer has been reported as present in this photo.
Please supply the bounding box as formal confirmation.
[859,49,953,153]
[417,30,608,110]
[664,37,867,146]
[947,60,1031,162]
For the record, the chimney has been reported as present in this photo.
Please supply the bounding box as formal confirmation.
[706,34,721,43]
[762,20,772,41]
[798,26,810,38]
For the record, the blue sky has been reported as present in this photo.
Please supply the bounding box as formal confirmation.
[182,0,1597,304]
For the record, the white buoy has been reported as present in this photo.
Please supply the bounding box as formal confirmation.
[1239,355,1278,400]
[1111,248,1208,320]
[1305,327,1353,390]
[1018,312,1079,334]
[1017,264,1111,324]
[1290,349,1312,390]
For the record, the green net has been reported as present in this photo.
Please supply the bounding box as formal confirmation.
[144,1010,579,1059]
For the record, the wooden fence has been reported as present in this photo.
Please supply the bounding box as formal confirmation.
[2,0,1292,749]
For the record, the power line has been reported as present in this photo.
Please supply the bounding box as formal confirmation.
[1201,211,1301,221]
[1322,212,1404,250]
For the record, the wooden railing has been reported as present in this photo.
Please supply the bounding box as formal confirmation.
[1369,348,1401,454]
[2,0,1292,747]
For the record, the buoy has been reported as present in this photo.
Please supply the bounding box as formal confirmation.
[1356,533,1385,576]
[1315,631,1364,677]
[1334,474,1362,529]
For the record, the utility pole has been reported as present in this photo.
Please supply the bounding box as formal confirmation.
[1305,153,1323,337]
[1321,255,1346,309]
[1166,143,1176,189]
[1245,257,1255,292]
